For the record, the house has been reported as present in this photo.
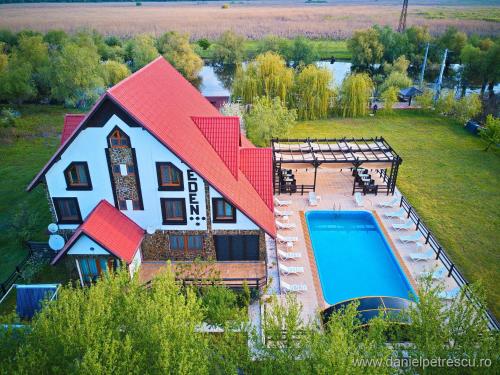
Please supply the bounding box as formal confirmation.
[27,56,275,287]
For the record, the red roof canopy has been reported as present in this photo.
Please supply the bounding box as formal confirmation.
[52,200,144,265]
[239,148,274,210]
[61,114,85,144]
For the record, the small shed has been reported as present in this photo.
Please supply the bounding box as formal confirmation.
[398,87,423,106]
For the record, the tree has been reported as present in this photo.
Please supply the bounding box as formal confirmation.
[49,42,105,107]
[101,60,131,86]
[480,115,500,152]
[255,35,289,58]
[213,30,246,65]
[380,86,398,113]
[244,96,297,146]
[43,29,68,51]
[287,36,319,67]
[348,28,383,67]
[436,27,467,63]
[293,64,333,120]
[375,25,410,63]
[0,53,36,104]
[339,73,374,117]
[158,31,203,81]
[384,55,410,75]
[232,52,294,105]
[127,34,158,71]
[453,93,482,124]
[14,34,50,97]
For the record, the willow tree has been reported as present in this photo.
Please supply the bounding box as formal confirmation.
[293,64,333,120]
[340,73,374,117]
[380,86,398,113]
[232,51,294,104]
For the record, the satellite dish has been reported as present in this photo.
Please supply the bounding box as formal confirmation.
[49,234,65,251]
[146,226,155,235]
[48,223,59,234]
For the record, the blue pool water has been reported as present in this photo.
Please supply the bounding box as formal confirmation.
[306,211,415,305]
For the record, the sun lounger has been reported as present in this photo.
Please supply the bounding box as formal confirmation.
[281,281,308,293]
[274,208,293,217]
[400,232,423,244]
[354,192,364,207]
[277,234,299,243]
[419,267,446,280]
[277,249,301,260]
[438,287,460,300]
[279,264,304,275]
[379,197,399,208]
[276,220,296,230]
[409,249,434,261]
[392,220,414,231]
[274,197,292,206]
[308,192,320,206]
[384,208,406,220]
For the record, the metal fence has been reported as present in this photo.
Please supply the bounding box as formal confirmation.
[398,195,499,331]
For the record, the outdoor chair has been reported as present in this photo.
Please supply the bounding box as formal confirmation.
[277,249,302,260]
[391,220,414,231]
[276,220,296,230]
[400,232,423,244]
[438,287,460,300]
[279,264,304,275]
[274,208,293,217]
[274,197,292,206]
[379,197,399,208]
[277,234,299,243]
[384,208,406,220]
[281,281,308,293]
[308,191,320,206]
[419,267,446,280]
[354,192,364,207]
[409,249,434,261]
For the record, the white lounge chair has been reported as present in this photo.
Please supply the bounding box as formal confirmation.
[392,220,414,231]
[274,197,292,206]
[409,249,434,262]
[274,208,293,217]
[279,264,304,275]
[384,208,406,220]
[277,234,299,244]
[400,232,423,244]
[276,220,296,230]
[379,197,399,208]
[354,192,364,207]
[308,191,321,206]
[277,249,301,260]
[281,281,308,293]
[419,267,446,280]
[438,287,460,300]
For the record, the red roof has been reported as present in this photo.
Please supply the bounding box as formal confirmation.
[29,57,275,237]
[61,114,85,144]
[239,148,274,210]
[240,134,254,148]
[191,116,240,178]
[52,200,144,265]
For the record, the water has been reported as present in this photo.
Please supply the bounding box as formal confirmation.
[196,60,498,97]
[305,210,414,305]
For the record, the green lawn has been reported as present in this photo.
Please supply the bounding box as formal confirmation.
[0,105,76,283]
[290,110,500,317]
[195,39,350,61]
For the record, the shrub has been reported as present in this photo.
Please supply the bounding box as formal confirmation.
[380,86,398,113]
[158,31,203,81]
[479,115,500,152]
[416,88,434,110]
[0,108,20,128]
[213,30,246,65]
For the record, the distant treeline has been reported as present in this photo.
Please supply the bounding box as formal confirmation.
[0,0,221,3]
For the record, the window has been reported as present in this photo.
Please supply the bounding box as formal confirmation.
[112,165,121,175]
[214,235,259,261]
[160,198,186,225]
[64,162,91,190]
[108,128,130,148]
[156,162,183,191]
[53,197,82,224]
[127,164,135,175]
[132,199,141,210]
[170,235,204,251]
[212,198,236,223]
[118,200,127,210]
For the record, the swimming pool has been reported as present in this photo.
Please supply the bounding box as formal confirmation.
[306,211,415,305]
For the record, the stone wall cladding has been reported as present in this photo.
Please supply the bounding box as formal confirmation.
[43,183,58,223]
[108,147,140,204]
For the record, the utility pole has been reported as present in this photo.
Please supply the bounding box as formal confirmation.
[419,42,429,88]
[434,48,448,103]
[398,0,409,33]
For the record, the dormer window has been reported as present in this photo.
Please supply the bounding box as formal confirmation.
[64,162,92,190]
[108,128,130,148]
[212,198,236,223]
[156,162,183,191]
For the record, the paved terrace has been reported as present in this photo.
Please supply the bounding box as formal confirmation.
[273,168,460,322]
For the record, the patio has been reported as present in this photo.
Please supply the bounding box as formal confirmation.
[272,168,461,322]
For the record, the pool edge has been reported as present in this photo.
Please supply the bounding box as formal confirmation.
[299,211,327,310]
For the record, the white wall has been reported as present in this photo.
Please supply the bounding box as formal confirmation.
[67,234,110,256]
[209,187,259,230]
[129,247,142,276]
[45,113,260,232]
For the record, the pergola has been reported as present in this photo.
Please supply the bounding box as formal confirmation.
[272,137,402,195]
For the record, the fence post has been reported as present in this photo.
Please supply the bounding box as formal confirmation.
[400,196,403,207]
[415,218,420,231]
[425,232,431,244]
[407,206,412,219]
[448,264,455,278]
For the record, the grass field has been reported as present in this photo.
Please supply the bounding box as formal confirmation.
[290,110,500,316]
[0,107,498,318]
[0,3,498,39]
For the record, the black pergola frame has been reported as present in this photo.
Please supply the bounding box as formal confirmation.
[272,137,402,196]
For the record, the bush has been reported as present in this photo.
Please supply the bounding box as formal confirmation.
[380,86,398,113]
[213,30,246,65]
[0,108,20,128]
[197,38,211,50]
[479,114,500,152]
[416,88,434,110]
